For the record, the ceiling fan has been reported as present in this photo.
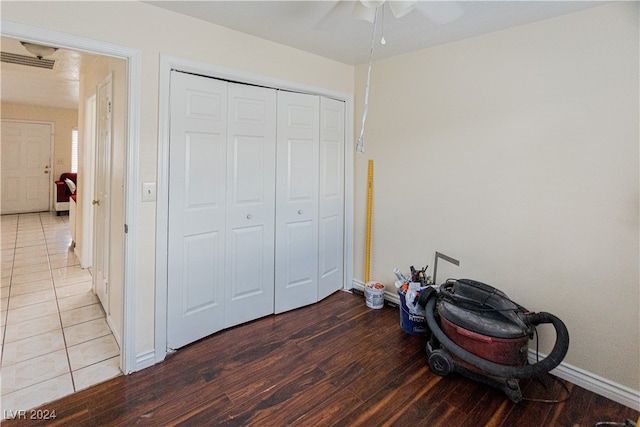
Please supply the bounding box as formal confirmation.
[316,0,463,30]
[324,1,463,152]
[352,0,418,23]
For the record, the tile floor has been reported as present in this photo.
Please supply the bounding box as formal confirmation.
[1,212,121,417]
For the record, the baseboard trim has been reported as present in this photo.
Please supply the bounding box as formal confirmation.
[527,349,640,411]
[351,279,640,411]
[135,350,156,372]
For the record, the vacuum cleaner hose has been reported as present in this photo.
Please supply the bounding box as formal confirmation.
[425,296,569,380]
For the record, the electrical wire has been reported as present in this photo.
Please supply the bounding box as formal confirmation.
[521,376,571,404]
[522,327,571,404]
[521,330,572,404]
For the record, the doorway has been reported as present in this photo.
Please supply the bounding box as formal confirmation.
[0,40,124,411]
[1,21,141,378]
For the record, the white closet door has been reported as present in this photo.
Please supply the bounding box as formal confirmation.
[167,71,227,349]
[224,83,276,328]
[275,91,320,313]
[318,97,345,300]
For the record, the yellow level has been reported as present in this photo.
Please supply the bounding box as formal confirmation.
[365,159,373,283]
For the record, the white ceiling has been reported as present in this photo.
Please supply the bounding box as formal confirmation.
[146,0,606,65]
[1,1,606,109]
[1,37,98,110]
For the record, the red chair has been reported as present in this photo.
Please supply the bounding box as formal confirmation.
[53,172,77,215]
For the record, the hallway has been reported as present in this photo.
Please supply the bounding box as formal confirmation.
[1,212,121,415]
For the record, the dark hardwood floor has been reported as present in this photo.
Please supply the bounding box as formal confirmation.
[4,290,638,426]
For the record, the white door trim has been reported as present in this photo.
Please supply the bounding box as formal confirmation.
[0,21,141,374]
[156,54,354,363]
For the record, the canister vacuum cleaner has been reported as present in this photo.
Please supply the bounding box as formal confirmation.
[418,278,570,402]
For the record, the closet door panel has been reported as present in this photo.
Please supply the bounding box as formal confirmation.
[225,83,277,327]
[167,71,227,349]
[318,97,345,300]
[275,91,319,313]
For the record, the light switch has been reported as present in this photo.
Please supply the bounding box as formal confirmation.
[142,182,156,202]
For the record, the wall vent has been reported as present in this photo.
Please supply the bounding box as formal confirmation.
[1,52,55,69]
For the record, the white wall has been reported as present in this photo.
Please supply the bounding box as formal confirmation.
[354,3,639,392]
[1,1,354,358]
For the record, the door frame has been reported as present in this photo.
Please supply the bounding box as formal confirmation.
[0,119,54,214]
[155,54,355,363]
[1,21,141,374]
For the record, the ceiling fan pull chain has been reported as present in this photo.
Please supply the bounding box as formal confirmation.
[380,5,386,45]
[356,6,379,153]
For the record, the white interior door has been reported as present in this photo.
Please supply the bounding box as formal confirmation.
[275,91,320,313]
[224,83,277,328]
[1,121,51,214]
[81,92,97,269]
[93,74,112,312]
[167,71,227,349]
[318,97,345,300]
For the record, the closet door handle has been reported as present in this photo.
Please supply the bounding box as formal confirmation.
[298,210,303,215]
[246,214,252,220]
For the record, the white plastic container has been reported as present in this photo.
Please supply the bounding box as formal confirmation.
[365,281,385,309]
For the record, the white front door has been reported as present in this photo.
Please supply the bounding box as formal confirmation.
[167,71,228,349]
[1,121,51,214]
[318,97,345,300]
[93,74,112,313]
[224,82,277,328]
[275,91,320,313]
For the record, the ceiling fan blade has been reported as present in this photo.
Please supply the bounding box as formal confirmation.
[313,0,352,30]
[417,1,464,25]
[352,1,377,23]
[361,0,385,7]
[388,0,417,19]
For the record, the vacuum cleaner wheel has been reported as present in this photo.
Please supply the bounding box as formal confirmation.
[428,349,453,376]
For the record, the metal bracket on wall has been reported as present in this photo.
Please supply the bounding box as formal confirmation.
[433,251,460,286]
